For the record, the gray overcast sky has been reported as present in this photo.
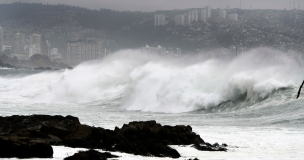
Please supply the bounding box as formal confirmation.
[1,0,303,11]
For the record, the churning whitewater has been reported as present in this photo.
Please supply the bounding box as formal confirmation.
[1,48,304,160]
[0,48,303,114]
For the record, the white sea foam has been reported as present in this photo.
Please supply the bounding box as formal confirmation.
[0,48,302,113]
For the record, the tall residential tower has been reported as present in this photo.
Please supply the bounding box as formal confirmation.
[12,33,25,54]
[188,10,198,24]
[175,15,185,25]
[219,9,226,19]
[29,34,42,57]
[205,6,211,17]
[0,27,3,52]
[154,14,166,26]
[201,9,207,23]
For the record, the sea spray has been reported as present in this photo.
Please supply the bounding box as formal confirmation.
[0,48,302,113]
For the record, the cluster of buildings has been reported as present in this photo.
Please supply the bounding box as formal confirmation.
[156,8,304,62]
[174,6,212,25]
[141,45,181,57]
[0,30,57,61]
[63,39,112,66]
[0,24,116,66]
[158,6,238,27]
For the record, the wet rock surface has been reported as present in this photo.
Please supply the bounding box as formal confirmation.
[192,143,228,151]
[64,149,119,160]
[0,115,227,158]
[0,136,53,158]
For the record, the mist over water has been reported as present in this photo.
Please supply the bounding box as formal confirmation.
[0,48,303,114]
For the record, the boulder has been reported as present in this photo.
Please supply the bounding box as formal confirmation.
[29,54,53,68]
[192,143,227,152]
[116,120,204,145]
[64,150,119,160]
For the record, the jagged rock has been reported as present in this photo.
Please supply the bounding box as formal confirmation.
[65,125,92,140]
[192,143,227,152]
[0,115,228,159]
[64,150,119,160]
[116,120,204,145]
[29,54,53,68]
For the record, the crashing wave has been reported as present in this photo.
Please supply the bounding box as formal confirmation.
[0,48,302,113]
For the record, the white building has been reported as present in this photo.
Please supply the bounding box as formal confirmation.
[2,45,11,52]
[154,14,166,26]
[50,48,61,61]
[12,33,25,54]
[175,15,185,25]
[188,10,198,24]
[219,9,226,19]
[229,13,238,21]
[201,9,207,23]
[142,45,181,57]
[51,48,58,55]
[30,34,42,45]
[0,27,3,52]
[63,40,108,66]
[205,6,211,18]
[29,34,42,57]
[175,48,182,57]
[142,45,166,55]
[29,44,41,58]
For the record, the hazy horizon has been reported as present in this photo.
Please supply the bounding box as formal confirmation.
[0,0,303,12]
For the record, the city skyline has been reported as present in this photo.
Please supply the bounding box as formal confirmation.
[0,0,303,11]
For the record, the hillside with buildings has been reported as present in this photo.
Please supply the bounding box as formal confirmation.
[0,3,304,66]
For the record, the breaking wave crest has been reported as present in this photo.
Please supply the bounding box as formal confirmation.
[0,48,303,113]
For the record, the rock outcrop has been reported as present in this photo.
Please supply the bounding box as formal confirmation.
[0,115,227,159]
[0,137,53,158]
[0,54,18,65]
[28,54,71,69]
[0,60,16,68]
[64,150,119,160]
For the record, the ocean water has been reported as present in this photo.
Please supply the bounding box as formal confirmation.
[1,48,304,160]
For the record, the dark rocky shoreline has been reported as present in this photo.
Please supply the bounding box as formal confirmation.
[0,115,227,159]
[0,60,73,70]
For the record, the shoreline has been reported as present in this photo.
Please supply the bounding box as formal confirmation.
[0,115,227,159]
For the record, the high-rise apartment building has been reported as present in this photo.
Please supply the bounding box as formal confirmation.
[205,6,211,18]
[201,9,207,23]
[141,45,182,57]
[175,15,185,25]
[229,13,238,21]
[41,40,51,56]
[219,9,226,19]
[142,45,166,56]
[154,14,166,26]
[30,34,42,45]
[0,27,3,52]
[63,39,108,66]
[29,34,42,57]
[12,33,25,54]
[188,10,198,24]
